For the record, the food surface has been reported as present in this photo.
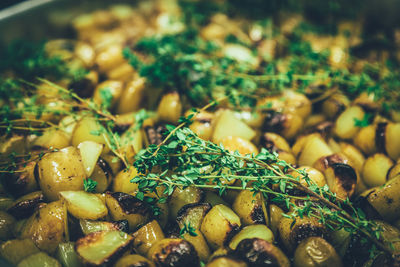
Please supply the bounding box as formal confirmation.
[1,0,400,266]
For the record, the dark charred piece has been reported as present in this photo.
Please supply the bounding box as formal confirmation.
[233,238,289,267]
[145,125,167,145]
[332,163,358,192]
[260,134,282,153]
[109,192,151,216]
[152,239,200,267]
[4,160,38,197]
[113,220,130,233]
[261,111,287,133]
[97,157,113,178]
[7,191,45,219]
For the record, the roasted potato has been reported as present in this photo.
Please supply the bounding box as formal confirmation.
[105,192,151,231]
[233,238,290,267]
[0,238,40,266]
[293,237,343,267]
[147,238,200,267]
[20,200,67,253]
[206,256,248,267]
[232,190,268,226]
[7,191,44,219]
[56,242,83,267]
[35,146,86,201]
[229,224,274,250]
[132,220,165,255]
[76,230,133,266]
[114,254,155,267]
[200,204,241,249]
[79,219,129,235]
[60,191,108,220]
[279,216,327,253]
[17,252,61,267]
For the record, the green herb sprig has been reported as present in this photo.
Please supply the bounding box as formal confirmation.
[84,178,98,193]
[131,117,395,259]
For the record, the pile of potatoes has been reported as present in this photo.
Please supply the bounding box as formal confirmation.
[2,82,400,266]
[2,2,400,267]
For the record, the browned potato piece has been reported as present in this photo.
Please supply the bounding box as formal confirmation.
[0,238,40,265]
[56,242,83,267]
[79,219,129,235]
[209,247,230,260]
[262,111,303,140]
[293,237,343,267]
[212,109,256,143]
[200,204,241,249]
[385,123,400,161]
[229,224,274,250]
[362,153,393,187]
[364,175,400,222]
[20,200,67,253]
[189,119,214,141]
[7,191,44,219]
[107,63,134,81]
[93,80,124,109]
[374,220,400,253]
[260,132,291,153]
[181,230,211,262]
[279,216,327,253]
[288,167,326,188]
[339,142,365,173]
[322,93,350,119]
[292,133,319,158]
[233,238,290,267]
[282,90,312,119]
[4,161,37,197]
[17,252,61,267]
[116,78,146,114]
[330,228,351,257]
[71,117,109,150]
[206,256,248,267]
[234,110,265,128]
[60,191,108,220]
[157,91,182,124]
[95,44,125,73]
[269,204,284,237]
[204,191,229,207]
[313,154,357,199]
[0,211,16,241]
[112,167,140,194]
[298,135,333,166]
[88,158,113,193]
[353,124,376,155]
[176,203,211,230]
[0,135,26,161]
[388,162,400,180]
[147,238,200,267]
[35,146,85,201]
[334,105,365,139]
[105,192,151,231]
[169,186,204,220]
[101,153,122,175]
[32,129,70,149]
[0,196,13,212]
[114,254,155,267]
[232,190,268,226]
[76,230,133,266]
[132,220,165,256]
[221,136,259,155]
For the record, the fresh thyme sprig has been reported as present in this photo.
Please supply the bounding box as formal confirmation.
[132,119,394,258]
